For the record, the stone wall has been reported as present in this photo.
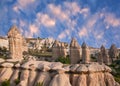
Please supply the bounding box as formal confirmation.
[0,59,119,86]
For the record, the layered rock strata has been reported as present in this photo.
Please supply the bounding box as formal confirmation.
[0,59,119,86]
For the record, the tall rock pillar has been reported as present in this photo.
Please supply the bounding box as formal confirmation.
[100,45,110,65]
[60,43,67,57]
[52,40,60,61]
[82,42,90,63]
[7,25,23,59]
[70,38,81,64]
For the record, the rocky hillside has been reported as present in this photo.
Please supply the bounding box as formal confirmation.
[0,58,119,86]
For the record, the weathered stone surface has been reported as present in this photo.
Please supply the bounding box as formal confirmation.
[0,68,13,83]
[70,38,81,64]
[109,44,118,62]
[35,72,51,86]
[52,40,60,60]
[77,74,87,86]
[7,25,27,60]
[49,73,71,86]
[0,60,119,86]
[98,45,111,65]
[76,64,88,73]
[0,62,14,68]
[28,65,37,86]
[10,69,19,86]
[18,69,29,86]
[82,42,90,64]
[0,58,5,63]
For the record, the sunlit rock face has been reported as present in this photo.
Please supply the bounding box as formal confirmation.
[82,42,90,64]
[109,44,119,62]
[97,45,111,65]
[70,38,81,64]
[7,25,28,60]
[0,59,119,86]
[52,40,67,61]
[52,40,61,60]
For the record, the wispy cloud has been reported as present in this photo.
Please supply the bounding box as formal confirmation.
[58,29,70,40]
[103,12,120,28]
[36,13,55,27]
[24,24,39,38]
[48,4,68,21]
[78,27,88,37]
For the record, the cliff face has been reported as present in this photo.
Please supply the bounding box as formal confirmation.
[0,59,119,86]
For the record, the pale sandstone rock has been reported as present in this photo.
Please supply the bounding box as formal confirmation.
[0,67,13,83]
[70,64,79,72]
[0,62,14,68]
[70,38,81,64]
[88,73,99,86]
[10,69,19,86]
[63,65,71,71]
[77,74,87,86]
[97,72,106,86]
[104,72,116,86]
[49,73,71,86]
[0,58,5,63]
[18,69,29,86]
[52,40,60,60]
[35,72,51,86]
[6,59,21,63]
[82,42,90,64]
[15,63,21,68]
[50,62,63,70]
[8,25,24,60]
[71,74,79,86]
[28,65,37,86]
[76,64,88,72]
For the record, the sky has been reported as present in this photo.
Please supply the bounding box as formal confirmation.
[0,0,120,48]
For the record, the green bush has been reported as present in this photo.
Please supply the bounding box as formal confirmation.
[1,79,10,86]
[114,76,120,84]
[14,79,20,85]
[56,56,70,64]
[36,82,43,86]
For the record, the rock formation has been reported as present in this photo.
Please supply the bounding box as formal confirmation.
[98,45,110,65]
[0,59,119,86]
[82,42,90,63]
[52,40,60,60]
[52,40,67,61]
[109,44,118,62]
[7,25,23,59]
[60,42,67,57]
[70,38,81,64]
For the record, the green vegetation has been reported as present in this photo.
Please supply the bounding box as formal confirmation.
[90,54,97,62]
[36,82,43,86]
[28,49,52,57]
[1,80,10,86]
[0,46,8,59]
[109,60,120,84]
[14,78,20,85]
[56,56,70,64]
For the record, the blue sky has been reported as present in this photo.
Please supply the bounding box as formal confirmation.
[0,0,120,48]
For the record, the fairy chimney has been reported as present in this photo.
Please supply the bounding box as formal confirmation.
[7,25,23,59]
[82,42,90,63]
[100,45,110,65]
[52,40,60,60]
[60,42,67,57]
[70,38,81,64]
[108,44,118,62]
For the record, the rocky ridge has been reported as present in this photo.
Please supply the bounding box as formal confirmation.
[0,58,119,86]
